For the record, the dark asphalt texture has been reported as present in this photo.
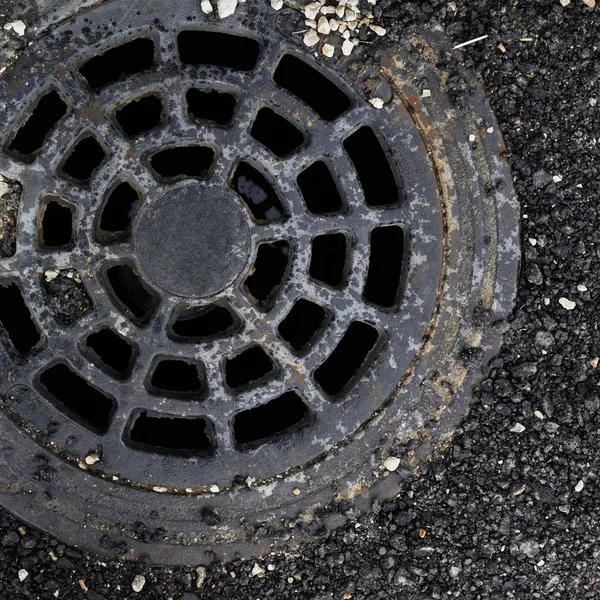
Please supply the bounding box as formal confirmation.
[1,0,600,598]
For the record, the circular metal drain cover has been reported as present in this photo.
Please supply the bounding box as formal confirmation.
[0,0,519,564]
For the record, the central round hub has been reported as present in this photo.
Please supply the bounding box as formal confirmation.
[135,184,250,298]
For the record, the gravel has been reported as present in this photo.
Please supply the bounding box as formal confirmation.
[0,0,599,598]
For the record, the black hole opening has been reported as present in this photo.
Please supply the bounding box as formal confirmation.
[343,126,399,207]
[364,225,406,308]
[60,135,107,183]
[115,95,163,137]
[39,198,74,249]
[251,107,305,158]
[79,38,155,90]
[309,232,348,288]
[224,344,277,391]
[0,281,42,356]
[104,264,158,325]
[169,303,241,341]
[127,411,215,456]
[244,240,291,309]
[314,321,382,397]
[38,362,116,434]
[7,89,68,161]
[231,161,285,222]
[232,390,313,448]
[82,327,137,378]
[278,298,328,353]
[274,54,351,121]
[149,358,204,396]
[187,88,237,126]
[96,182,141,244]
[149,146,215,181]
[177,31,260,70]
[297,161,344,215]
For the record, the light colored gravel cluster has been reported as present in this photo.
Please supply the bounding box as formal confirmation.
[559,0,596,7]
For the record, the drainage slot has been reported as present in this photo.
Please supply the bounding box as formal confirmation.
[169,302,241,342]
[186,88,237,126]
[96,181,142,244]
[81,326,137,379]
[147,357,205,398]
[79,38,155,90]
[314,321,382,397]
[244,240,291,309]
[297,161,344,215]
[364,225,406,308]
[127,410,215,456]
[149,145,214,181]
[274,54,351,121]
[38,362,116,433]
[115,94,163,138]
[232,390,313,448]
[6,89,69,161]
[0,281,43,356]
[278,298,328,353]
[103,263,159,326]
[309,232,348,288]
[251,107,305,158]
[59,134,107,184]
[224,344,277,391]
[231,161,285,223]
[177,31,260,70]
[38,196,75,250]
[343,126,399,207]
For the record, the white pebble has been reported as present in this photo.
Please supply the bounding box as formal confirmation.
[369,97,384,109]
[469,134,476,142]
[369,24,386,36]
[510,423,526,433]
[201,0,213,13]
[4,20,26,36]
[560,0,570,5]
[251,564,265,577]
[210,484,220,493]
[575,480,584,493]
[528,238,537,246]
[329,18,339,31]
[590,98,597,106]
[304,1,321,20]
[217,0,237,18]
[558,297,576,310]
[534,411,545,420]
[132,574,146,593]
[422,89,431,98]
[44,270,60,282]
[577,284,588,292]
[18,569,28,582]
[322,43,335,57]
[342,39,354,55]
[317,15,331,34]
[553,174,563,183]
[85,454,100,465]
[152,486,168,493]
[305,19,317,27]
[321,5,336,13]
[270,0,283,9]
[303,29,320,47]
[384,456,400,471]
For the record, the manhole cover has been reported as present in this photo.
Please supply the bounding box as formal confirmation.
[0,0,519,564]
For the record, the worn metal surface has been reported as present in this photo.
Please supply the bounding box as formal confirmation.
[0,0,519,565]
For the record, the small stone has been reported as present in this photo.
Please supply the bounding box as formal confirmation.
[267,564,275,571]
[196,566,207,588]
[486,126,494,133]
[510,423,526,433]
[577,284,588,292]
[252,564,265,577]
[305,19,317,27]
[590,98,597,106]
[528,238,537,246]
[18,569,28,582]
[369,24,386,36]
[422,89,431,98]
[152,486,168,493]
[329,19,339,31]
[201,0,213,13]
[526,264,543,286]
[342,39,354,56]
[583,0,595,8]
[45,270,60,282]
[85,454,100,465]
[558,297,576,310]
[384,457,400,471]
[210,484,220,493]
[575,480,585,492]
[535,331,555,349]
[132,574,146,593]
[303,29,320,47]
[336,4,345,17]
[304,1,321,19]
[369,97,384,109]
[560,0,570,5]
[317,15,331,34]
[321,5,336,13]
[270,0,283,9]
[553,174,563,183]
[322,43,335,57]
[4,20,26,36]
[217,0,237,18]
[292,487,301,495]
[591,357,599,368]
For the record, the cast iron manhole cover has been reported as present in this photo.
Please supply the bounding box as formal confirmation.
[0,0,519,564]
